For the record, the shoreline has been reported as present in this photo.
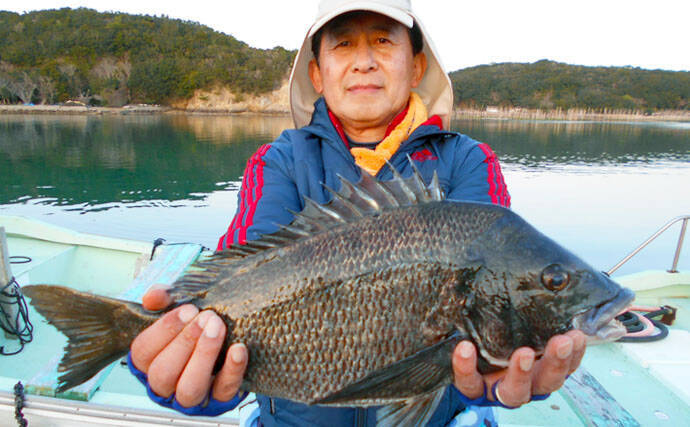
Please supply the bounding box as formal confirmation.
[453,108,690,122]
[1,104,688,122]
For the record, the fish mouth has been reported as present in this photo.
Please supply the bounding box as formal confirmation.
[572,287,635,343]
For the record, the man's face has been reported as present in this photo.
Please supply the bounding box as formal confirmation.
[308,13,426,137]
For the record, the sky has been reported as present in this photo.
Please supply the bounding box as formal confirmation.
[2,0,688,72]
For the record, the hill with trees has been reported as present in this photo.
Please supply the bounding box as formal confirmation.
[450,60,689,112]
[0,8,294,106]
[1,8,687,113]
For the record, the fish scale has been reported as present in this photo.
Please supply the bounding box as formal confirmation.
[234,262,443,403]
[22,163,635,426]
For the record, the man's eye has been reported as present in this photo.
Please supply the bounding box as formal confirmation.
[335,41,350,48]
[377,38,390,44]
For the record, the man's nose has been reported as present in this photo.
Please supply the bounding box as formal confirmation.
[352,42,377,72]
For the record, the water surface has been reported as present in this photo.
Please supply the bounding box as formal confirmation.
[1,114,688,276]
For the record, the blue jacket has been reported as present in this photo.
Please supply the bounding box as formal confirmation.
[213,98,510,426]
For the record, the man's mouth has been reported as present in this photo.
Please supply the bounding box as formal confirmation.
[347,84,382,93]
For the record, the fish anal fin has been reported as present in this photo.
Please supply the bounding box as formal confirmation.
[376,387,447,427]
[314,332,462,407]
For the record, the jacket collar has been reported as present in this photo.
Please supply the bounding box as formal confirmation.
[303,97,450,154]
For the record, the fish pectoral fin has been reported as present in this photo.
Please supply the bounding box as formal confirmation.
[314,331,462,408]
[376,387,447,427]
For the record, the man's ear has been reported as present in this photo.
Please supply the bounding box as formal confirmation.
[411,52,427,89]
[308,59,324,94]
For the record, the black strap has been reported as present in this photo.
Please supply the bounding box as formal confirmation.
[0,274,34,356]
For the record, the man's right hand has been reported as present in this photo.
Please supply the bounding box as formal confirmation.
[130,285,248,407]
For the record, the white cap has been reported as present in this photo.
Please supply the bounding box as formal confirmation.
[289,0,454,129]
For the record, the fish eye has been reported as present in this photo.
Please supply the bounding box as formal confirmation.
[541,264,570,292]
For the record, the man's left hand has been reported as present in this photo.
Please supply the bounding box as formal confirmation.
[452,330,586,408]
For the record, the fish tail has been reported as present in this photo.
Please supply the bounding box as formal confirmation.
[22,284,159,392]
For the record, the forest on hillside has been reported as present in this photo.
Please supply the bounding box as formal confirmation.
[0,8,295,106]
[1,8,688,112]
[450,60,689,112]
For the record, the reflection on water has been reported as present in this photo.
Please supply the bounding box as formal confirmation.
[1,114,688,273]
[169,114,294,144]
[453,119,689,168]
[0,114,283,206]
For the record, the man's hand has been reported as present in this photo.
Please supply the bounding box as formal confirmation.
[130,285,248,407]
[452,330,586,407]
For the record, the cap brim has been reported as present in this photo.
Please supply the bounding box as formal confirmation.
[308,2,414,38]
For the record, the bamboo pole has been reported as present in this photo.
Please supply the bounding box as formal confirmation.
[0,226,19,339]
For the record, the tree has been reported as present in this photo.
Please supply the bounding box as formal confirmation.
[6,71,38,104]
[36,75,56,104]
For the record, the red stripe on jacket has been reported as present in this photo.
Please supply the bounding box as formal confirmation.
[217,144,271,250]
[477,143,511,208]
[240,145,270,244]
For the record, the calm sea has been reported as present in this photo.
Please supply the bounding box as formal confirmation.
[1,114,688,276]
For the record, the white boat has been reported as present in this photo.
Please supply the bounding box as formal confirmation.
[0,214,688,426]
[0,216,242,426]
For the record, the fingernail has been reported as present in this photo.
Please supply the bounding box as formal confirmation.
[557,340,573,359]
[204,316,222,338]
[197,311,214,329]
[149,283,171,291]
[520,355,533,372]
[459,341,473,359]
[231,344,247,364]
[178,305,198,323]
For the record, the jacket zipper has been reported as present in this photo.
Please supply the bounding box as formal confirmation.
[356,407,366,427]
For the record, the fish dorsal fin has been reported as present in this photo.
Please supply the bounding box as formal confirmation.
[314,331,462,426]
[254,159,445,253]
[169,160,443,302]
[287,159,444,237]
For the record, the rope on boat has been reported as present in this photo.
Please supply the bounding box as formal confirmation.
[616,305,676,343]
[0,256,34,356]
[14,381,27,427]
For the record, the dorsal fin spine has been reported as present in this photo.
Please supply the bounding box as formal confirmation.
[322,182,365,218]
[383,159,417,203]
[358,172,401,208]
[429,171,443,201]
[304,196,346,223]
[406,154,431,203]
[288,205,328,232]
[277,222,314,238]
[337,175,382,212]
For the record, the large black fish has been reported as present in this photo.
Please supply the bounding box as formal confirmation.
[23,163,633,426]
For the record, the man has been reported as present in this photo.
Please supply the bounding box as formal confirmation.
[129,1,586,425]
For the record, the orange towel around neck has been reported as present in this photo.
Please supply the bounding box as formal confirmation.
[350,92,428,176]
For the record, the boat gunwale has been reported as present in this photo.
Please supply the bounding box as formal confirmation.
[1,215,153,255]
[0,389,239,426]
